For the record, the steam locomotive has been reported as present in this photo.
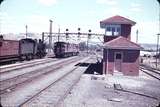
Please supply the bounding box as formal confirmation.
[0,35,46,64]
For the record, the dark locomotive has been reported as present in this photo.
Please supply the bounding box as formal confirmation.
[0,35,46,64]
[54,42,79,58]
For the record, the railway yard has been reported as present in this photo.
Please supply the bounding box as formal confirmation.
[0,54,159,107]
[0,0,160,106]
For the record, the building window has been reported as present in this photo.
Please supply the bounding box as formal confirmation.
[107,27,111,31]
[112,27,115,32]
[116,53,122,59]
[117,27,121,35]
[105,24,121,36]
[117,27,120,32]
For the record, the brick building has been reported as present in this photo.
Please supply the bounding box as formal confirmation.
[100,15,142,76]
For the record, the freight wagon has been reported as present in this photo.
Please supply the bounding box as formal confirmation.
[0,39,19,62]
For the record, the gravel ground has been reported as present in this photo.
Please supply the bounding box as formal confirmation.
[59,71,160,107]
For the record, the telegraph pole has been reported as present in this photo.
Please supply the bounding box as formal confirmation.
[42,32,44,42]
[156,33,160,68]
[25,25,28,38]
[136,29,138,43]
[49,20,53,52]
[156,0,160,68]
[58,25,60,42]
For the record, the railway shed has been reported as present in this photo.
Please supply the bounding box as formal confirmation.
[100,15,142,76]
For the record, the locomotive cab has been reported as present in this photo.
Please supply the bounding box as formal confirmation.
[19,38,37,60]
[54,42,66,57]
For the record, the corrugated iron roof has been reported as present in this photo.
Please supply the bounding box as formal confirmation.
[104,36,142,50]
[100,15,136,26]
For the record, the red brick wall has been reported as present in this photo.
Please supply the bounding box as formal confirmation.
[104,36,118,43]
[103,62,114,75]
[122,50,140,76]
[121,24,131,40]
[103,49,140,76]
[122,58,139,76]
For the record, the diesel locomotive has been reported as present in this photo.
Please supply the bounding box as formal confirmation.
[54,42,79,58]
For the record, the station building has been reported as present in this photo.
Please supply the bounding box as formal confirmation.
[100,15,142,76]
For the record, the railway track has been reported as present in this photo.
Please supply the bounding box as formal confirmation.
[20,65,90,107]
[0,58,58,73]
[0,58,48,69]
[140,65,160,81]
[0,56,81,95]
[0,56,77,81]
[140,65,160,75]
[0,56,90,107]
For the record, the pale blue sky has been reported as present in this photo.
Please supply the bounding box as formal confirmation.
[0,0,159,44]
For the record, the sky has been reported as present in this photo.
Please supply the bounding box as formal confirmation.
[0,0,159,44]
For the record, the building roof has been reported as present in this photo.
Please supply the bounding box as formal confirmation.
[104,36,142,50]
[100,15,136,26]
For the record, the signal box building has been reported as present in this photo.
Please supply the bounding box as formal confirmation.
[100,15,142,76]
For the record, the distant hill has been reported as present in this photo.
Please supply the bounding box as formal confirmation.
[2,33,42,40]
[140,43,158,51]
